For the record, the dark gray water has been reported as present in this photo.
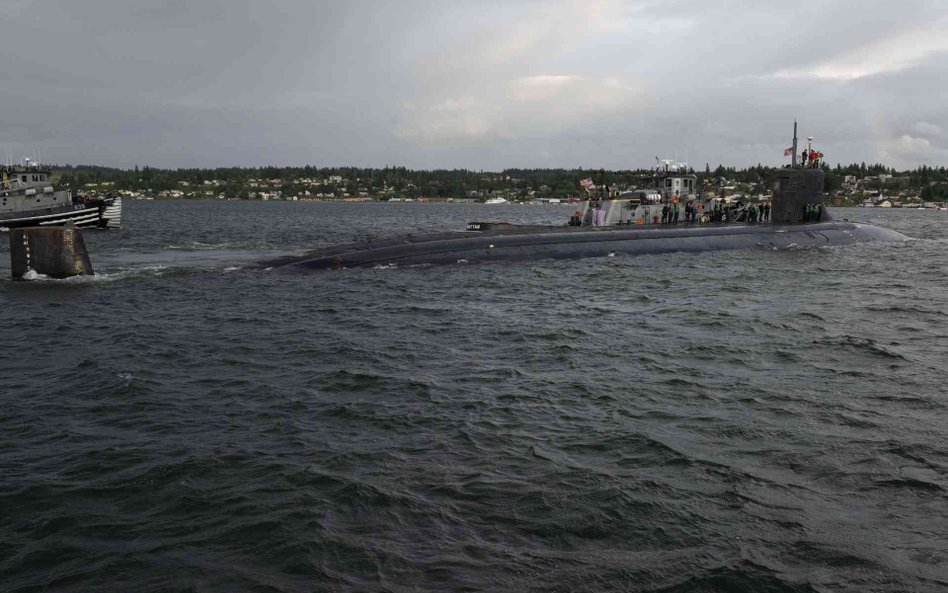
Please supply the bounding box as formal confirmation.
[2,202,946,592]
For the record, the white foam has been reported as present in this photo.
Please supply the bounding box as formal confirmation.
[21,269,46,281]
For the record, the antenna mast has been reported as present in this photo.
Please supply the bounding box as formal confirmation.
[792,121,798,168]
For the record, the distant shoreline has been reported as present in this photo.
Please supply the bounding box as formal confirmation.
[48,163,947,206]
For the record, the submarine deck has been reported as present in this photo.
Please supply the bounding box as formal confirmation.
[258,220,909,271]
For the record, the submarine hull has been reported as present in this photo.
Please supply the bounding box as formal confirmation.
[264,221,909,271]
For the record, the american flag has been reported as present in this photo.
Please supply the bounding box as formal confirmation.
[783,147,793,157]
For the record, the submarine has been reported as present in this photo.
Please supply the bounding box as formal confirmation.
[260,125,908,271]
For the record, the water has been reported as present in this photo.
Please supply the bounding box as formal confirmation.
[1,201,946,592]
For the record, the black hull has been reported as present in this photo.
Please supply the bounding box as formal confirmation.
[0,200,121,230]
[262,221,910,271]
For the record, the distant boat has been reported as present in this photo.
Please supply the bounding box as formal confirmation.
[1,160,121,230]
[484,197,507,204]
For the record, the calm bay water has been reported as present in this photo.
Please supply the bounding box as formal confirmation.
[1,201,947,592]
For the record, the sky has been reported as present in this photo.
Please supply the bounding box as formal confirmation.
[1,0,947,170]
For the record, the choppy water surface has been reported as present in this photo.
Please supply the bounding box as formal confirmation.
[1,201,946,592]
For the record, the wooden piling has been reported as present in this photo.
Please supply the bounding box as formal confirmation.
[10,226,94,279]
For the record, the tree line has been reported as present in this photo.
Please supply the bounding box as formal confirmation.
[49,162,948,201]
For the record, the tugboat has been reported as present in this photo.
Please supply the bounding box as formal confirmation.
[0,159,122,230]
[258,123,909,271]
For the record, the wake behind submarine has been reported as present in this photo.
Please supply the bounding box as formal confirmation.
[261,126,908,271]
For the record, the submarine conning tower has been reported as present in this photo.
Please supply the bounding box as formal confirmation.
[771,167,826,223]
[770,122,829,224]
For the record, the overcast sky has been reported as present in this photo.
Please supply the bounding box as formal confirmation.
[2,0,946,170]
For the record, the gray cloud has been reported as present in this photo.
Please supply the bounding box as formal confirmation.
[1,0,946,169]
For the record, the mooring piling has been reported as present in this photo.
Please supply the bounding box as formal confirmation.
[9,226,94,279]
